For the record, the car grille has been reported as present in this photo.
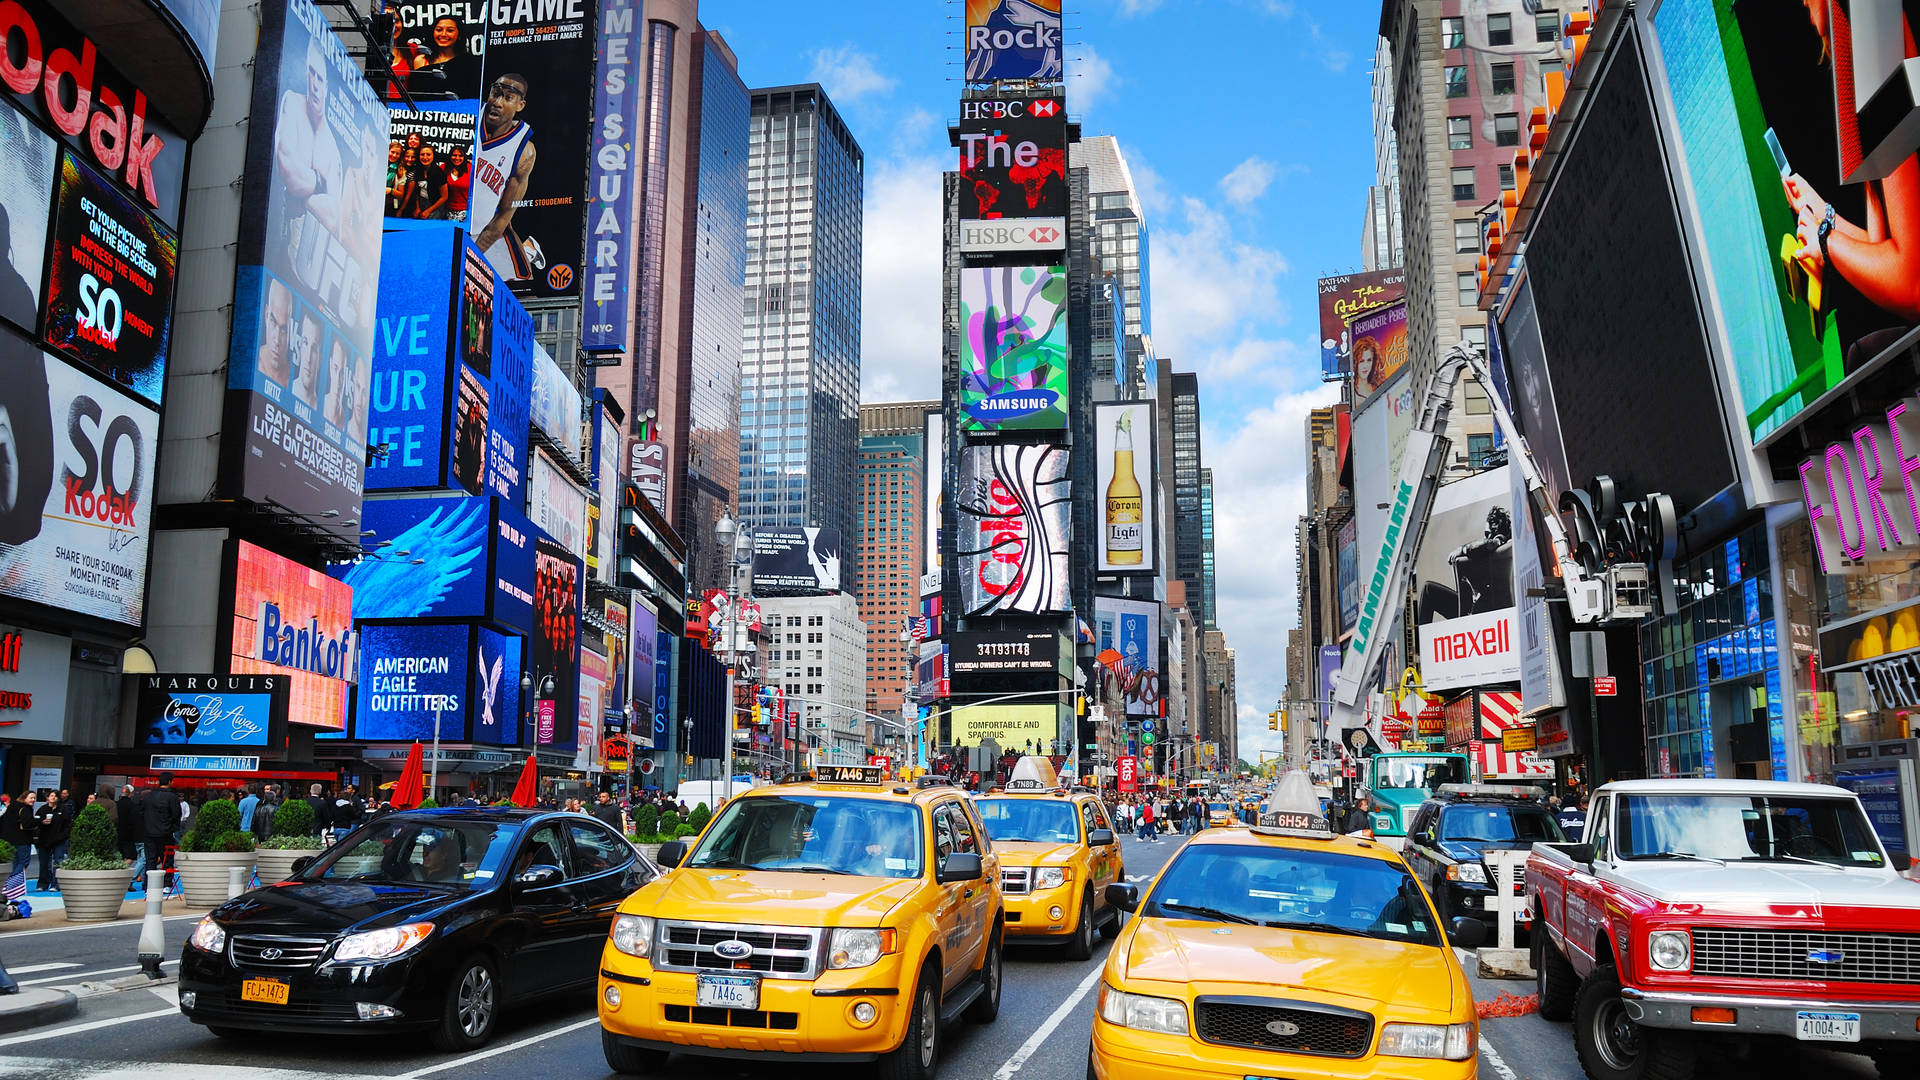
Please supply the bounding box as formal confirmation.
[653,921,821,979]
[1692,928,1920,985]
[664,1004,800,1029]
[1194,997,1373,1058]
[206,994,361,1021]
[229,935,332,971]
[1001,867,1032,895]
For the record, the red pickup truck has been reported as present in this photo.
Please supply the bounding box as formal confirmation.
[1527,779,1920,1080]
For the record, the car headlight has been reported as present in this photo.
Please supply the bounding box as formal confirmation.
[611,915,654,958]
[188,916,227,954]
[1035,866,1069,889]
[829,928,897,970]
[1379,1021,1476,1060]
[1648,930,1691,971]
[1446,862,1489,884]
[333,922,434,962]
[1097,983,1189,1035]
[1374,813,1396,831]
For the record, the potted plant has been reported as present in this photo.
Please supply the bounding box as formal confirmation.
[256,799,324,883]
[175,799,258,908]
[55,804,129,921]
[330,839,386,876]
[628,804,664,862]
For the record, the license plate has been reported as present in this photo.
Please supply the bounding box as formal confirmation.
[240,978,290,1005]
[1795,1011,1861,1042]
[695,973,760,1010]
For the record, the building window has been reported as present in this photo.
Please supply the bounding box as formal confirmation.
[1454,219,1481,253]
[1465,387,1492,415]
[1495,112,1520,147]
[1467,433,1495,463]
[1490,62,1516,95]
[1498,162,1516,190]
[1461,325,1488,351]
[1447,116,1472,150]
[1487,13,1513,46]
[1444,65,1468,98]
[1457,272,1478,308]
[1451,167,1476,202]
[1537,10,1560,42]
[1441,16,1464,48]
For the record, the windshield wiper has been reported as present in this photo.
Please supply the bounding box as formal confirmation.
[783,865,855,875]
[1156,902,1257,925]
[1632,851,1726,866]
[1272,920,1377,939]
[688,857,758,870]
[1758,853,1845,870]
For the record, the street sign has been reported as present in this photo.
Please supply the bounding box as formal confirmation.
[1142,732,1156,745]
[1594,675,1618,697]
[1117,755,1138,792]
[1141,719,1154,733]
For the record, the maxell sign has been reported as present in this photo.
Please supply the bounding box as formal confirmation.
[960,217,1065,253]
[1418,607,1520,692]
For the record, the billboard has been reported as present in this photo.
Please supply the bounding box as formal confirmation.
[529,340,583,455]
[916,642,949,701]
[472,626,521,746]
[1317,270,1405,380]
[963,0,1062,82]
[384,104,481,223]
[530,447,590,556]
[960,264,1068,430]
[956,442,1070,615]
[590,399,620,582]
[1413,465,1518,692]
[484,259,531,504]
[530,532,579,745]
[227,540,357,731]
[492,499,536,633]
[470,0,593,297]
[338,496,490,619]
[355,622,469,741]
[1349,299,1409,414]
[367,227,457,489]
[581,0,642,353]
[924,409,944,578]
[0,343,157,626]
[629,603,656,748]
[1511,454,1564,714]
[951,703,1052,747]
[1094,598,1161,717]
[227,0,388,534]
[1337,515,1359,635]
[137,674,287,750]
[1094,402,1156,572]
[0,100,54,339]
[949,631,1059,675]
[958,95,1067,223]
[385,1,486,99]
[751,528,843,595]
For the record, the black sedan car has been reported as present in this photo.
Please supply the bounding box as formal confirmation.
[1401,786,1563,941]
[179,808,655,1050]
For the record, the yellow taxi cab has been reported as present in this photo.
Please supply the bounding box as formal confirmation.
[1206,800,1237,829]
[597,765,1003,1079]
[1090,771,1485,1080]
[971,757,1124,959]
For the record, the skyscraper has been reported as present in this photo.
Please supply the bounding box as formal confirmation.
[1072,136,1152,395]
[1167,371,1208,629]
[740,85,864,557]
[857,402,934,719]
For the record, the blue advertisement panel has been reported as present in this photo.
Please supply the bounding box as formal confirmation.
[367,226,458,489]
[355,622,470,741]
[1834,767,1910,859]
[485,262,531,505]
[493,499,536,633]
[582,0,642,354]
[136,673,286,749]
[472,626,522,746]
[653,629,674,754]
[338,496,490,618]
[531,531,579,747]
[630,603,657,749]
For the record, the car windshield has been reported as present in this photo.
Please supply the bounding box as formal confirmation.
[974,799,1079,844]
[1142,843,1442,946]
[307,818,520,886]
[1440,804,1563,843]
[1616,794,1887,867]
[687,795,924,878]
[1209,803,1229,813]
[1373,756,1467,789]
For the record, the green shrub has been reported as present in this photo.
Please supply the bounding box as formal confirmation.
[674,823,697,838]
[182,799,240,853]
[659,811,681,836]
[60,852,127,871]
[261,832,326,850]
[419,797,438,809]
[632,804,660,836]
[688,802,712,831]
[216,830,256,853]
[272,798,317,842]
[0,838,15,864]
[67,804,119,861]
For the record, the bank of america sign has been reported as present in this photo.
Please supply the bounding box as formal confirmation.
[960,217,1066,253]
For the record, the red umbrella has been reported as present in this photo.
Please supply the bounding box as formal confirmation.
[391,741,425,809]
[508,754,539,808]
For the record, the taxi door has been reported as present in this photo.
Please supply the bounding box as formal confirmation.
[930,800,987,995]
[1081,798,1120,904]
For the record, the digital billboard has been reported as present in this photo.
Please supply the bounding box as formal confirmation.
[950,703,1052,747]
[1413,465,1518,692]
[629,603,656,748]
[484,258,531,504]
[338,496,489,619]
[529,340,583,456]
[531,532,579,745]
[1094,402,1156,572]
[1094,598,1160,717]
[958,95,1067,226]
[356,622,469,741]
[924,409,944,579]
[531,447,590,556]
[137,673,287,750]
[472,626,521,746]
[1349,299,1408,414]
[1317,270,1405,380]
[949,631,1059,675]
[384,104,481,223]
[1337,515,1359,636]
[492,499,536,634]
[227,540,357,731]
[581,0,642,353]
[963,0,1062,82]
[960,264,1068,430]
[226,0,388,535]
[751,528,843,595]
[956,442,1070,616]
[0,100,54,338]
[367,226,458,489]
[916,642,949,701]
[385,1,486,100]
[0,342,157,626]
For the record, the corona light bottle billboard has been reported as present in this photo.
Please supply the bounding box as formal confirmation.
[1104,411,1143,565]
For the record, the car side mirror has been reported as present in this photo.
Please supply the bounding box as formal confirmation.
[656,841,686,868]
[1104,882,1140,913]
[291,856,315,876]
[936,852,983,884]
[515,864,564,889]
[1564,843,1595,866]
[1089,828,1115,846]
[1449,916,1487,950]
[1887,849,1912,871]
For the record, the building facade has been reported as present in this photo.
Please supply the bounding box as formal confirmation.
[757,593,869,764]
[857,402,934,720]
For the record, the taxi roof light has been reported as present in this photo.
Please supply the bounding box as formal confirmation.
[1436,783,1547,801]
[1005,757,1061,793]
[1250,770,1336,840]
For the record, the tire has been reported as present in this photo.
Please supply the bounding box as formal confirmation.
[431,955,501,1052]
[964,927,1002,1023]
[1098,900,1123,940]
[877,963,941,1080]
[1086,1043,1099,1080]
[1066,889,1096,960]
[1572,964,1696,1080]
[1535,930,1578,1022]
[602,1028,670,1074]
[1871,1045,1920,1079]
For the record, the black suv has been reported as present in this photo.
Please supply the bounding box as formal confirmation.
[1400,784,1563,942]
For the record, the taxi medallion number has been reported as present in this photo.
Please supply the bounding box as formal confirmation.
[696,973,761,1011]
[1794,1011,1860,1042]
[240,978,290,1005]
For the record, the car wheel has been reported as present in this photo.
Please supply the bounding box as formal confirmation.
[877,962,940,1080]
[1066,889,1096,960]
[602,1028,670,1074]
[1573,964,1695,1080]
[964,927,1002,1022]
[1534,929,1577,1022]
[432,955,501,1052]
[1098,898,1123,940]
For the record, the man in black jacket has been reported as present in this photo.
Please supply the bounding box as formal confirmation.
[304,784,333,839]
[141,776,183,883]
[590,791,624,833]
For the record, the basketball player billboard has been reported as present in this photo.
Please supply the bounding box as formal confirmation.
[472,4,594,299]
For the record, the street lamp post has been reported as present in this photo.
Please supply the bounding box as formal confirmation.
[714,511,753,803]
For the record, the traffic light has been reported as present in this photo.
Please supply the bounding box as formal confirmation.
[1268,711,1279,731]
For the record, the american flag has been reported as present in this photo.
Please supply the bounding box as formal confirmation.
[2,863,24,902]
[910,617,928,642]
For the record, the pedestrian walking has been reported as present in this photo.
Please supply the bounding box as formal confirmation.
[140,775,182,889]
[32,791,69,890]
[117,785,141,861]
[591,791,624,833]
[254,785,282,841]
[1557,792,1590,839]
[304,784,332,841]
[1139,798,1156,842]
[238,784,261,834]
[1341,793,1375,835]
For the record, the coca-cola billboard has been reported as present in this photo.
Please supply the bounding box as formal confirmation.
[956,442,1070,616]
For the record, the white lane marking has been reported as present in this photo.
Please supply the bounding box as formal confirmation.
[1480,1033,1519,1080]
[1124,874,1147,882]
[396,1016,600,1079]
[147,985,179,1007]
[6,963,80,975]
[0,1057,377,1080]
[991,960,1105,1080]
[0,1007,179,1048]
[22,961,175,987]
[0,914,199,939]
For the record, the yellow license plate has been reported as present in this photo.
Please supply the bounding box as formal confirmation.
[240,978,290,1005]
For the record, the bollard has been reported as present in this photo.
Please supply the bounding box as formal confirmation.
[137,869,166,978]
[227,865,246,900]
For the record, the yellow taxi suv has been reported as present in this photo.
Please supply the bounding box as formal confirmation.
[597,765,1004,1080]
[1090,771,1486,1080]
[972,758,1124,959]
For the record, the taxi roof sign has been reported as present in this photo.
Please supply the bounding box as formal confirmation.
[1252,770,1335,839]
[816,764,885,785]
[1003,757,1059,793]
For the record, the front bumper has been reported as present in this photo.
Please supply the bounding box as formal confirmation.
[178,945,437,1034]
[1090,1017,1476,1080]
[598,956,912,1059]
[1621,987,1920,1041]
[1003,886,1076,937]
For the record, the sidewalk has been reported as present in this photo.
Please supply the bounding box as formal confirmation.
[2,885,192,932]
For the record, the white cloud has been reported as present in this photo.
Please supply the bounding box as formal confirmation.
[1147,197,1292,363]
[859,150,945,403]
[1070,43,1117,117]
[809,45,895,105]
[1219,156,1279,207]
[1119,0,1166,14]
[1124,150,1173,219]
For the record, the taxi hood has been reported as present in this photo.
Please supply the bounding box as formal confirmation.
[1124,918,1460,1014]
[646,868,924,926]
[992,840,1082,865]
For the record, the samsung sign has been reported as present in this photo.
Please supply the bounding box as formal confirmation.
[960,217,1065,254]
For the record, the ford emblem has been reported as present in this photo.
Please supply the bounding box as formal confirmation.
[259,947,283,960]
[1264,1019,1301,1037]
[1807,949,1845,964]
[713,939,754,960]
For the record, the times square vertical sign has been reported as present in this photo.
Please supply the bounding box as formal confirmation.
[581,0,641,358]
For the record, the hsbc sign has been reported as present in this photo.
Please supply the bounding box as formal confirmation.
[960,217,1066,253]
[959,97,1063,121]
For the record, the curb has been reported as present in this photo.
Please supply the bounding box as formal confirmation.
[0,988,80,1034]
[72,973,179,1000]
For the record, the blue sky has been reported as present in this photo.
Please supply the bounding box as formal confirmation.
[708,0,1382,762]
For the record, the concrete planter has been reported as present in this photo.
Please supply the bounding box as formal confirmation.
[176,850,258,908]
[256,848,324,884]
[55,867,131,921]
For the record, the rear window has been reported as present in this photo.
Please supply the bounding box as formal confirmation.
[1439,804,1562,843]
